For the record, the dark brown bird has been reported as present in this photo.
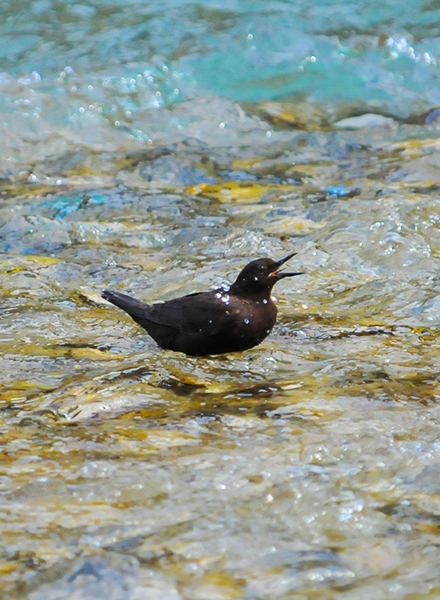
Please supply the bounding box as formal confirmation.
[102,254,303,356]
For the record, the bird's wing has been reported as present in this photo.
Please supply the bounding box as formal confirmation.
[145,292,233,335]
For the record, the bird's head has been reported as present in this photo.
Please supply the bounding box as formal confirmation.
[230,253,303,296]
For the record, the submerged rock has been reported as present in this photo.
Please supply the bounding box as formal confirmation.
[27,554,181,600]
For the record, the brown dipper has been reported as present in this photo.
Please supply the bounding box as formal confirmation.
[102,253,303,356]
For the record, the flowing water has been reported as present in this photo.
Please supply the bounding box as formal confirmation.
[2,1,440,598]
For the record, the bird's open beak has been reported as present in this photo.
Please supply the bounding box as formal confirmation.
[269,253,304,279]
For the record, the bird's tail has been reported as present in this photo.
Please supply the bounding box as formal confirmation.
[102,290,149,321]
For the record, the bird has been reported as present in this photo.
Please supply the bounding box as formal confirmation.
[102,253,303,356]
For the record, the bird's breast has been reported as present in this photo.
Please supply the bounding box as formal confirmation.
[225,297,277,338]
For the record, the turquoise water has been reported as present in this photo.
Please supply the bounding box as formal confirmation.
[2,0,440,123]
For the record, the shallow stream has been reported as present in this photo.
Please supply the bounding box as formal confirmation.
[2,1,440,598]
